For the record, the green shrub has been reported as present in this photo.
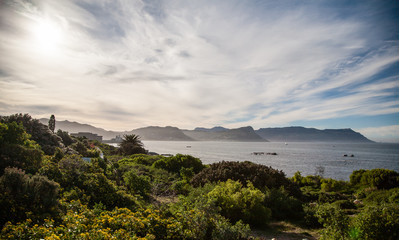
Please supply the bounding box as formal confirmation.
[315,203,350,240]
[303,204,322,228]
[363,188,399,205]
[264,187,303,220]
[58,154,88,189]
[353,204,399,240]
[83,173,138,209]
[321,178,349,192]
[171,184,250,239]
[207,179,271,227]
[192,161,298,196]
[118,154,161,166]
[1,113,62,155]
[350,169,399,189]
[0,167,59,225]
[153,154,204,175]
[0,122,44,174]
[123,169,152,198]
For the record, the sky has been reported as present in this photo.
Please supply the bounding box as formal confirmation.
[0,0,399,142]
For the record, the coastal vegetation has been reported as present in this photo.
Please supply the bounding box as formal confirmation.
[0,114,398,239]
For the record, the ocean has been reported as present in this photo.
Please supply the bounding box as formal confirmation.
[140,141,399,180]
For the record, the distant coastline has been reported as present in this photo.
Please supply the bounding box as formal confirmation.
[39,118,373,143]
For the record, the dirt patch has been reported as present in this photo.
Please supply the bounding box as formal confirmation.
[250,221,319,240]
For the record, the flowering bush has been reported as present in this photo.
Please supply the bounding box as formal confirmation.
[1,199,249,240]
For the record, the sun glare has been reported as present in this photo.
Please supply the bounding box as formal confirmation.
[32,19,63,54]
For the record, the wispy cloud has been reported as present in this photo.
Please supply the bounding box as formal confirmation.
[356,125,399,143]
[0,0,398,140]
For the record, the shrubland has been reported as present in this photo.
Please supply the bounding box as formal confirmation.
[0,113,398,239]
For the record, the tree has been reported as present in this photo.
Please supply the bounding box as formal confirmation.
[0,122,43,174]
[118,134,147,155]
[1,114,62,155]
[48,115,55,133]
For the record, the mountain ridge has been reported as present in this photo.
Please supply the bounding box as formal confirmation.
[38,119,373,142]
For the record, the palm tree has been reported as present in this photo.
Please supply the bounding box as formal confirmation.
[118,134,146,155]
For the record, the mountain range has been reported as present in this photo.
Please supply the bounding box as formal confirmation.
[39,118,373,143]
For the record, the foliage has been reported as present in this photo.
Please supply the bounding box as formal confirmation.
[82,173,138,209]
[207,179,271,226]
[153,154,204,175]
[56,129,75,147]
[321,178,350,192]
[292,171,322,189]
[192,161,297,195]
[116,159,178,196]
[352,204,399,240]
[1,113,62,155]
[362,188,399,205]
[0,121,43,174]
[1,199,249,240]
[0,167,60,226]
[118,154,162,167]
[124,169,152,198]
[315,203,350,240]
[263,187,304,220]
[119,134,147,155]
[57,154,88,189]
[350,168,399,189]
[2,113,399,239]
[171,184,251,239]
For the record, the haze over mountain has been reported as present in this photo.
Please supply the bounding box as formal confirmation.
[39,118,373,142]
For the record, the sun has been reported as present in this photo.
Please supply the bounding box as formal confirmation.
[32,19,63,54]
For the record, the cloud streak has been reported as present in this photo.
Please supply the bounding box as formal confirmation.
[0,0,398,141]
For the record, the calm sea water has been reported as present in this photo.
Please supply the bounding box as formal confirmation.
[140,141,399,180]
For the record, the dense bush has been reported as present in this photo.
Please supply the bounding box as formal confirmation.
[83,173,138,209]
[153,154,204,175]
[315,203,350,240]
[0,122,43,174]
[352,204,399,240]
[57,154,88,189]
[171,183,250,239]
[1,199,250,240]
[350,168,399,189]
[192,161,296,194]
[0,167,59,225]
[118,154,162,167]
[292,171,322,189]
[123,169,152,198]
[56,129,75,147]
[116,159,178,196]
[207,179,271,227]
[362,188,399,205]
[1,114,62,155]
[263,187,304,220]
[321,178,350,192]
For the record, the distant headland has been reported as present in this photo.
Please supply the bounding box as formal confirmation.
[39,118,373,143]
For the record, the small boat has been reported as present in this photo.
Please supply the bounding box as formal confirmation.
[186,146,192,148]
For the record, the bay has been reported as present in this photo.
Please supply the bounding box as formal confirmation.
[141,141,399,180]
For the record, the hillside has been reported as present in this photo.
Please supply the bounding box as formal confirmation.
[256,126,373,142]
[184,126,266,142]
[39,119,373,142]
[131,126,193,141]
